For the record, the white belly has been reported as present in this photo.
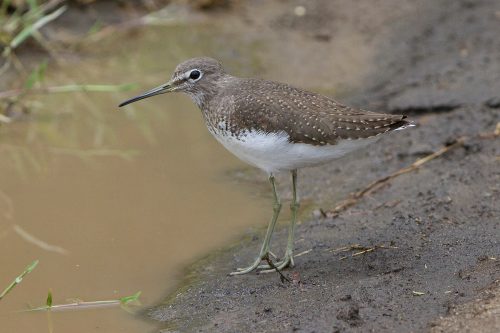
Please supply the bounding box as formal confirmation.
[208,128,377,174]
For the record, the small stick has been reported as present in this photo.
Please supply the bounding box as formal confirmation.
[352,248,375,256]
[331,243,398,259]
[293,249,312,258]
[328,137,466,216]
[327,244,360,253]
[263,254,290,283]
[25,291,141,312]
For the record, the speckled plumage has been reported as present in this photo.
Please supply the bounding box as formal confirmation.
[166,57,411,172]
[204,77,408,144]
[174,58,408,144]
[121,57,411,173]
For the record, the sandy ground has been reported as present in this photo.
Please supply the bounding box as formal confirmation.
[149,0,499,332]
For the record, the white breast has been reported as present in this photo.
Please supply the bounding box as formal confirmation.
[208,126,377,174]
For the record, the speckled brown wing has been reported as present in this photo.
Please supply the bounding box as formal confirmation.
[226,78,408,145]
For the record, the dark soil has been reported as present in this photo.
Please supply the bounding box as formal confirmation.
[149,0,500,332]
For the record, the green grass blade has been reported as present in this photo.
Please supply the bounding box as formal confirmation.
[46,83,138,93]
[25,59,48,89]
[87,20,103,36]
[0,260,39,300]
[120,291,141,305]
[0,83,138,100]
[27,0,38,11]
[9,5,66,50]
[46,289,53,307]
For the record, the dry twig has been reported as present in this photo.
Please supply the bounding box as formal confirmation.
[326,137,467,217]
[262,253,290,283]
[328,243,398,259]
[325,124,500,218]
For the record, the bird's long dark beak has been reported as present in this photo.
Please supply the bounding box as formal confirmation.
[118,82,173,107]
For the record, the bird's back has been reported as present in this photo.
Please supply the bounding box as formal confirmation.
[205,77,409,146]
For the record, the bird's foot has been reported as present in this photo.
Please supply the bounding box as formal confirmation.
[230,254,269,275]
[257,252,294,273]
[230,252,283,275]
[230,252,294,275]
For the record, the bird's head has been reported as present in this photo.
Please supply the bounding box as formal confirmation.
[118,57,226,108]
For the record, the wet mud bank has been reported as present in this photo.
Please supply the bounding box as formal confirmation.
[152,105,499,333]
[149,0,499,332]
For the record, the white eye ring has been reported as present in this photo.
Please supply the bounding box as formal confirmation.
[186,69,203,82]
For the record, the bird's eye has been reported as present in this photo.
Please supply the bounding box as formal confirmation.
[189,70,201,80]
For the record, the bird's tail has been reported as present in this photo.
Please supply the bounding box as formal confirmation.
[392,116,416,131]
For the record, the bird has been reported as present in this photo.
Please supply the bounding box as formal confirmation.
[119,57,412,275]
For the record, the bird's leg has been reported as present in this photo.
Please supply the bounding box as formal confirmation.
[230,174,282,275]
[285,169,299,266]
[258,169,299,272]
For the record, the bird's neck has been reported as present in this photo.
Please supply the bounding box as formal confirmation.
[186,90,209,110]
[186,75,233,110]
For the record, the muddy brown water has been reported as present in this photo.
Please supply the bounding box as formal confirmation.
[0,25,271,332]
